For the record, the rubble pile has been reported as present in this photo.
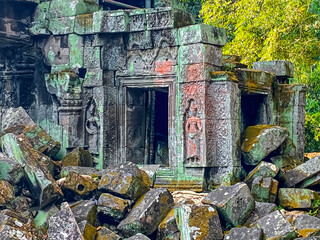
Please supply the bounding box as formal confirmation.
[1,108,320,240]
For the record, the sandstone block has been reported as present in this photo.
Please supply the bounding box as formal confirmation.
[253,60,294,78]
[245,201,277,227]
[117,188,174,237]
[1,133,63,208]
[126,234,151,240]
[224,227,263,240]
[99,166,149,201]
[0,152,24,186]
[176,204,223,240]
[1,107,36,131]
[244,161,279,187]
[251,177,278,203]
[70,200,97,226]
[98,193,132,222]
[157,209,180,240]
[241,125,289,165]
[278,188,319,209]
[62,147,94,167]
[282,156,320,187]
[293,214,320,238]
[96,227,121,240]
[202,182,255,226]
[0,180,15,207]
[78,220,96,240]
[257,210,296,240]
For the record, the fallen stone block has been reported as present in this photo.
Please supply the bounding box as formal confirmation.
[241,125,289,165]
[244,161,279,187]
[139,165,160,187]
[0,152,24,186]
[98,193,132,223]
[33,205,60,234]
[98,167,149,201]
[1,133,63,208]
[0,209,37,239]
[78,220,97,240]
[60,172,98,197]
[257,210,296,240]
[157,209,180,240]
[60,166,105,178]
[224,227,263,240]
[278,188,319,209]
[270,155,302,178]
[0,180,15,207]
[1,107,36,131]
[117,188,174,237]
[10,196,32,219]
[281,156,320,187]
[245,202,277,227]
[62,147,94,167]
[70,200,97,226]
[280,209,308,223]
[3,125,61,158]
[293,214,320,238]
[126,234,151,240]
[176,204,223,240]
[96,227,121,240]
[202,182,255,226]
[47,202,84,240]
[251,177,278,203]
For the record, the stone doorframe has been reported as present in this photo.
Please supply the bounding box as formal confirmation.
[116,73,177,166]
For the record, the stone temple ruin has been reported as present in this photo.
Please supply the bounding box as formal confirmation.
[0,0,306,193]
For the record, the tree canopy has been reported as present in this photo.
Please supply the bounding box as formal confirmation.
[200,0,320,78]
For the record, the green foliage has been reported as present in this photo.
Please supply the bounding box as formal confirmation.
[308,199,320,216]
[200,0,320,69]
[200,0,320,152]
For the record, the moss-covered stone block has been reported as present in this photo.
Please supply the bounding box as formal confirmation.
[278,188,320,210]
[241,125,289,166]
[98,193,133,222]
[49,0,99,18]
[48,16,75,35]
[179,24,226,46]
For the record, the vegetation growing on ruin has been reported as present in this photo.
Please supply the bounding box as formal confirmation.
[199,0,320,151]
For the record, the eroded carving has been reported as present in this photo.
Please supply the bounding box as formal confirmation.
[85,99,100,155]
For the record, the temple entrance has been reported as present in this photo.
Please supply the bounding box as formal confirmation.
[241,93,269,132]
[125,87,169,166]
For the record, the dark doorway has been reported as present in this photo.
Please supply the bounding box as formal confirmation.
[241,94,268,132]
[126,87,169,166]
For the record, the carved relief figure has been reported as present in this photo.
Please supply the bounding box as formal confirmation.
[185,100,202,164]
[85,99,100,154]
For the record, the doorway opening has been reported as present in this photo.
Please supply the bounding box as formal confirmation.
[126,87,169,166]
[241,94,268,132]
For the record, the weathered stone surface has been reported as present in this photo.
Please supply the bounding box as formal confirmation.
[0,152,24,186]
[138,165,160,187]
[3,124,61,158]
[1,107,36,131]
[241,125,289,165]
[281,156,320,187]
[98,193,132,222]
[257,210,296,240]
[47,202,84,240]
[244,161,279,187]
[224,227,263,240]
[60,172,98,196]
[49,0,99,18]
[78,220,97,240]
[0,180,15,207]
[280,209,307,223]
[157,209,180,240]
[278,188,320,209]
[253,60,294,78]
[34,205,60,233]
[98,167,149,201]
[0,209,37,239]
[70,200,97,225]
[293,214,320,238]
[96,227,121,240]
[117,188,174,237]
[10,196,32,219]
[60,166,106,178]
[62,147,94,167]
[179,24,226,46]
[245,201,277,227]
[202,182,255,226]
[176,204,223,240]
[251,177,278,203]
[126,233,151,240]
[1,133,63,208]
[270,155,302,177]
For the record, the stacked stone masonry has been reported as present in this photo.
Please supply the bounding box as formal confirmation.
[0,0,306,191]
